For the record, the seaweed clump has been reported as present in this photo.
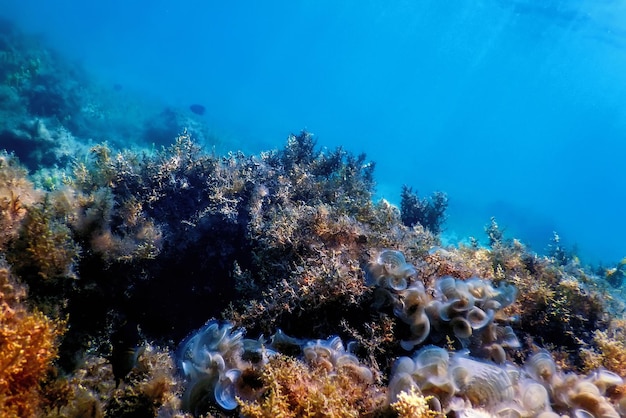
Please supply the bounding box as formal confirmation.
[0,30,624,415]
[50,129,436,352]
[0,153,81,354]
[582,319,626,378]
[399,185,448,235]
[6,202,80,315]
[176,320,387,417]
[387,344,624,417]
[390,387,437,418]
[0,265,65,417]
[450,218,612,367]
[0,151,41,250]
[237,352,386,418]
[1,125,622,417]
[40,344,185,418]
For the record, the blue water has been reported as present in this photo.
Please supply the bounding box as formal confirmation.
[3,0,626,264]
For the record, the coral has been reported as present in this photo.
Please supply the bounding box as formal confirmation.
[299,335,375,384]
[390,387,438,418]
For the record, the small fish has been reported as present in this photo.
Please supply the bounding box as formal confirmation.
[110,321,144,386]
[189,103,206,115]
[113,83,123,91]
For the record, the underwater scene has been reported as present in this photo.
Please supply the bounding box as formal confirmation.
[1,1,626,417]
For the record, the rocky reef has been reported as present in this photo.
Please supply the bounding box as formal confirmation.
[1,17,626,418]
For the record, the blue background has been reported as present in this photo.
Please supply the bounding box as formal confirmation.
[3,0,626,263]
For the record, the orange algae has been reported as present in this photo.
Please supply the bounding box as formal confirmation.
[238,355,386,418]
[0,268,65,417]
[582,319,626,378]
[390,387,439,418]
